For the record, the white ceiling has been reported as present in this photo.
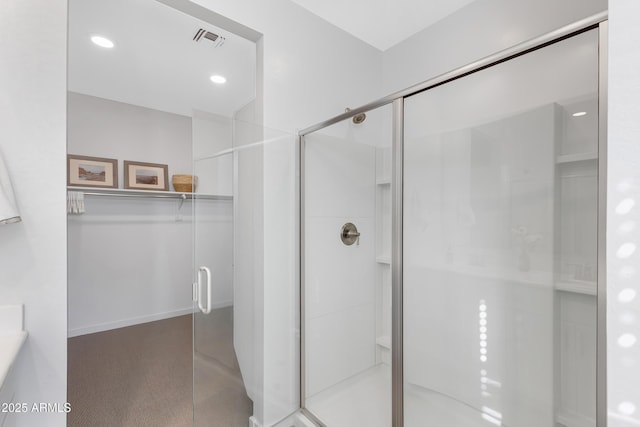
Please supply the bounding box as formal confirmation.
[68,0,256,118]
[68,0,477,118]
[290,0,477,51]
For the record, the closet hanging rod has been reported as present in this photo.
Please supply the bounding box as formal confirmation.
[66,186,231,201]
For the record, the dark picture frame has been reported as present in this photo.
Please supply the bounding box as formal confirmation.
[123,160,169,191]
[67,155,118,188]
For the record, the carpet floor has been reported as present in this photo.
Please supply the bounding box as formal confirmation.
[68,309,252,427]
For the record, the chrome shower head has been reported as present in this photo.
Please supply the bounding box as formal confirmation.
[345,108,366,124]
[352,112,366,124]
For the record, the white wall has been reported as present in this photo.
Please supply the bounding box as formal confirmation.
[262,131,299,425]
[68,196,234,337]
[67,93,233,336]
[232,119,300,426]
[304,135,376,396]
[68,92,193,188]
[607,1,640,426]
[300,106,393,404]
[67,93,192,335]
[232,126,265,414]
[231,103,262,412]
[0,0,67,426]
[191,0,384,133]
[382,0,606,95]
[67,198,191,336]
[193,110,233,196]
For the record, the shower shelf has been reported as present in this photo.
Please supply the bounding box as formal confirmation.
[376,256,391,265]
[555,280,597,295]
[420,264,552,287]
[67,186,232,200]
[375,335,391,350]
[556,152,598,163]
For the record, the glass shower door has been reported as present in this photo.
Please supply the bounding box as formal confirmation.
[192,117,298,427]
[302,104,393,427]
[402,29,599,427]
[191,112,251,427]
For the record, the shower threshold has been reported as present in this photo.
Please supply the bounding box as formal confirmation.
[304,363,503,427]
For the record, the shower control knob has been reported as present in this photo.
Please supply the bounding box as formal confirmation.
[340,223,360,246]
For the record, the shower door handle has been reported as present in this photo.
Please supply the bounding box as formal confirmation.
[196,266,212,314]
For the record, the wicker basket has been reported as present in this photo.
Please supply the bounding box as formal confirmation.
[172,174,197,192]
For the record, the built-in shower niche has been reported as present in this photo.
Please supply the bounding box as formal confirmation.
[375,145,392,366]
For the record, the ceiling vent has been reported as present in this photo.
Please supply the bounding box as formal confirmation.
[193,29,225,48]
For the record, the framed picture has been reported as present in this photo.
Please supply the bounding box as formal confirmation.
[68,155,118,188]
[123,161,169,191]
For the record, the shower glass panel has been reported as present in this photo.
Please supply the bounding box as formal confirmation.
[192,112,250,426]
[302,104,393,427]
[402,29,599,427]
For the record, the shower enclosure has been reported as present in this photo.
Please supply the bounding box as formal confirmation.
[300,15,606,427]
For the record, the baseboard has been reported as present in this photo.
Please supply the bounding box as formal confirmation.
[69,303,230,337]
[69,300,234,337]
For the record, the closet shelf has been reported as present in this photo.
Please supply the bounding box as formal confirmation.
[67,186,232,201]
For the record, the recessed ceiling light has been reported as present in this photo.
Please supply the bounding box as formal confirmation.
[572,111,587,117]
[210,75,227,84]
[91,35,114,49]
